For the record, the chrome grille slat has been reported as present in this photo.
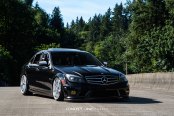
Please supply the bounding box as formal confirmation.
[108,80,118,82]
[108,78,118,80]
[85,75,119,85]
[87,80,102,83]
[86,78,101,80]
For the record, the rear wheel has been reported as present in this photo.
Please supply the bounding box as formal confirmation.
[52,78,64,101]
[20,75,32,95]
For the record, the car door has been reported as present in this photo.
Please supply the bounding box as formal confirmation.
[36,52,54,95]
[26,53,42,90]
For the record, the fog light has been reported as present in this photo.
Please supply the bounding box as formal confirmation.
[71,90,77,95]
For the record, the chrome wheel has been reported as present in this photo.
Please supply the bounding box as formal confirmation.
[53,78,64,101]
[20,75,27,94]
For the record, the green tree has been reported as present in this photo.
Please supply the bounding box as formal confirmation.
[33,3,59,45]
[78,16,86,31]
[0,0,36,85]
[88,14,102,42]
[165,0,174,24]
[126,0,171,73]
[50,7,64,34]
[112,3,128,35]
[0,0,35,64]
[94,35,126,72]
[0,45,15,85]
[24,0,33,6]
[100,8,112,37]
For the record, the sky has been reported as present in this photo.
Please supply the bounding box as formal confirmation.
[33,0,127,24]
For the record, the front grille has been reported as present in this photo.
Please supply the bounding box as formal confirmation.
[85,75,119,85]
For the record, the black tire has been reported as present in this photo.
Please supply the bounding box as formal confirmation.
[52,78,64,101]
[20,75,32,95]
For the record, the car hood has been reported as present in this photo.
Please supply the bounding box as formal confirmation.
[54,65,122,77]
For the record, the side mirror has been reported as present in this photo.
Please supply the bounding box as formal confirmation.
[103,62,108,66]
[39,61,48,67]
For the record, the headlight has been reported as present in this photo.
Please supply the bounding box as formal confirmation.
[66,74,85,83]
[119,74,128,82]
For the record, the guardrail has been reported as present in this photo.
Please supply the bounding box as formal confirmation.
[127,72,174,92]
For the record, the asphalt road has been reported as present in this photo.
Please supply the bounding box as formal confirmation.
[0,87,174,116]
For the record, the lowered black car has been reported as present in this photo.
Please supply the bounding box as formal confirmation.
[20,48,129,101]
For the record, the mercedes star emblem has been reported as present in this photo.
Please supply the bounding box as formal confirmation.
[101,76,108,84]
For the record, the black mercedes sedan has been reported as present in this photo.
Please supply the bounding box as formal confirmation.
[20,48,129,101]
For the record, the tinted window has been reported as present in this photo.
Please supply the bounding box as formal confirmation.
[51,52,102,66]
[33,53,42,64]
[41,53,49,62]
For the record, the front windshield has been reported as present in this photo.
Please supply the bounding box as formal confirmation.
[51,52,102,66]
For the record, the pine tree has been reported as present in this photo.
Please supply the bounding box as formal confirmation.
[50,7,64,34]
[100,8,112,37]
[112,3,127,35]
[79,16,85,31]
[88,14,102,42]
[24,0,33,6]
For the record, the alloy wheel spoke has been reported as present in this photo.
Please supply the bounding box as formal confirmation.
[20,75,27,93]
[53,79,61,99]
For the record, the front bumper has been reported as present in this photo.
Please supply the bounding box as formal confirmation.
[63,81,129,99]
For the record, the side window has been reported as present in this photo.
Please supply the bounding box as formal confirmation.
[33,54,42,64]
[41,53,49,63]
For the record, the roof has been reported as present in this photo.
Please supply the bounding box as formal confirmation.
[47,48,83,52]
